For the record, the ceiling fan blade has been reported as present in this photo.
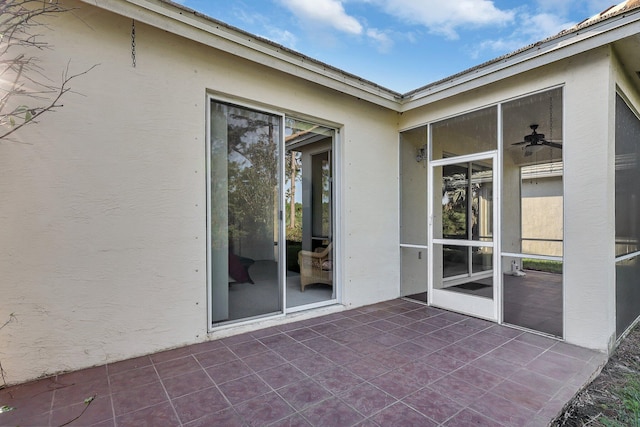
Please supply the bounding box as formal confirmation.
[541,140,563,149]
[512,141,527,146]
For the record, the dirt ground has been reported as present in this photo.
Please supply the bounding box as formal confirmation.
[551,323,640,426]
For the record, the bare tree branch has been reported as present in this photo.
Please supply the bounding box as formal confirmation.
[0,0,97,142]
[0,313,17,387]
[57,395,96,427]
[0,63,98,140]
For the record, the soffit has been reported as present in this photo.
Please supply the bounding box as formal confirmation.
[613,34,640,94]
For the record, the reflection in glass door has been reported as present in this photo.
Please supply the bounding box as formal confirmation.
[284,119,336,310]
[431,155,497,320]
[209,100,283,324]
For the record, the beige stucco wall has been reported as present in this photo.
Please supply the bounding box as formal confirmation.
[562,47,616,351]
[0,1,398,384]
[398,47,617,351]
[521,177,563,256]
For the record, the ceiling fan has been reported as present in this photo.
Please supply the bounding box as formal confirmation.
[512,124,562,157]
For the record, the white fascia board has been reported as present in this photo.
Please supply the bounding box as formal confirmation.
[81,0,402,110]
[400,11,640,112]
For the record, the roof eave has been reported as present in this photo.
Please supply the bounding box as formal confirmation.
[399,7,640,112]
[82,0,404,110]
[82,0,640,114]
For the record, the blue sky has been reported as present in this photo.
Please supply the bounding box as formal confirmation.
[178,0,616,93]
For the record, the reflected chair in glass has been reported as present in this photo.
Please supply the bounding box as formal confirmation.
[298,243,333,291]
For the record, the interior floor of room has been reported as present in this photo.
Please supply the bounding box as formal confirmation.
[0,299,605,427]
[226,261,334,321]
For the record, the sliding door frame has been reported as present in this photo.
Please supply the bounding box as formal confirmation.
[206,94,286,330]
[206,94,341,330]
[428,150,501,321]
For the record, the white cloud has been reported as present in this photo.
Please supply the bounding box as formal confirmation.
[586,0,618,14]
[521,13,576,40]
[225,5,298,49]
[537,0,615,16]
[366,28,394,53]
[362,0,516,39]
[231,7,261,26]
[404,31,418,44]
[277,0,363,34]
[262,28,299,49]
[535,0,572,15]
[472,11,575,59]
[473,38,523,58]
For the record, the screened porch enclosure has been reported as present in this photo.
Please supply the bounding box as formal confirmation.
[615,93,640,338]
[400,87,564,337]
[501,88,564,337]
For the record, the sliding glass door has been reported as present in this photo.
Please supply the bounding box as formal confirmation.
[285,119,336,310]
[208,99,337,326]
[209,100,283,324]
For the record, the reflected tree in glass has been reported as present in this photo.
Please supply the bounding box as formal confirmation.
[226,109,279,255]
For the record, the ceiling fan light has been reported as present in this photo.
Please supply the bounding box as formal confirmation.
[525,144,544,154]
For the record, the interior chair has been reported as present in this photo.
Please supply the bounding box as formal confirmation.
[298,243,333,291]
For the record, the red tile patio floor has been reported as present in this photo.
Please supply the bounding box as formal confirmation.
[0,299,606,426]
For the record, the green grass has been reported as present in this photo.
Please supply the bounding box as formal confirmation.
[599,377,640,427]
[522,258,563,274]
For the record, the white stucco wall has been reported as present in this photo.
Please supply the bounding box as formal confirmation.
[562,48,616,351]
[0,1,398,384]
